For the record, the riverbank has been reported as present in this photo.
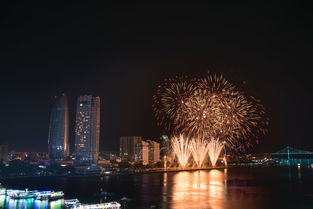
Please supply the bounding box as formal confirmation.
[0,165,251,180]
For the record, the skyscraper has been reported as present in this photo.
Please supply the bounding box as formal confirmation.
[148,140,160,163]
[48,94,69,160]
[74,95,100,163]
[135,141,149,165]
[120,136,142,161]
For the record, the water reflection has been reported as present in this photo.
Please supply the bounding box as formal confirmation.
[49,199,63,209]
[162,173,170,203]
[0,195,6,208]
[207,170,224,200]
[169,169,226,209]
[34,200,49,209]
[0,196,62,209]
[7,198,35,209]
[297,166,302,183]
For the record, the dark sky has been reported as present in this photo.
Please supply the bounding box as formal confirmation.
[0,1,312,153]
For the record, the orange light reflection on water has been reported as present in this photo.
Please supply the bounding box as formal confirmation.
[170,169,226,209]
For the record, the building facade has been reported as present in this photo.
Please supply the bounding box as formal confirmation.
[74,95,100,163]
[119,136,142,161]
[135,141,149,165]
[148,140,160,163]
[48,94,69,160]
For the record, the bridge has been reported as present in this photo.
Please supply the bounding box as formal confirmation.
[271,146,313,167]
[272,146,313,155]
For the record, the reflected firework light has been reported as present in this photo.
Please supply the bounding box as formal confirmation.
[207,139,224,167]
[171,135,192,169]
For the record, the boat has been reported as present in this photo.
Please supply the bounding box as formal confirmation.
[7,189,38,199]
[74,201,121,209]
[36,191,64,201]
[35,191,52,200]
[64,199,81,208]
[64,198,80,205]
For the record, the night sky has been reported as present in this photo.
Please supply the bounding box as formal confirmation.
[0,2,312,153]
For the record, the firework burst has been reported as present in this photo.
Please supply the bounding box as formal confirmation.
[153,73,269,168]
[152,76,197,134]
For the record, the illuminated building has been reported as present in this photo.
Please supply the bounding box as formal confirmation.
[119,136,142,161]
[74,95,100,163]
[135,141,149,165]
[48,94,69,160]
[147,140,160,163]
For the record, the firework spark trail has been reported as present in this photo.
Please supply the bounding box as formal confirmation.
[152,76,197,134]
[153,73,269,167]
[171,135,192,169]
[190,138,209,168]
[207,139,224,167]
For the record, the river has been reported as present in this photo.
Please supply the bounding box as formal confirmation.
[1,167,313,209]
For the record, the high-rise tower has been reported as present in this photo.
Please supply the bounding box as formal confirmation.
[48,94,69,160]
[148,140,160,163]
[74,95,100,163]
[120,136,142,161]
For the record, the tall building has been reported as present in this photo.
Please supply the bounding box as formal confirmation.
[135,141,149,165]
[119,136,142,161]
[74,95,100,163]
[148,140,160,163]
[48,94,69,160]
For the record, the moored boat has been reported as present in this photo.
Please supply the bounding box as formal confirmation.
[7,189,38,199]
[36,191,64,201]
[64,199,80,208]
[35,191,52,200]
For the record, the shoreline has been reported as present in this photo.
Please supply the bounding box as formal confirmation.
[0,165,275,180]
